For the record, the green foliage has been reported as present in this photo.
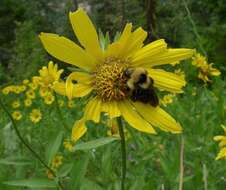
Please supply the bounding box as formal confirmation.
[73,137,119,151]
[0,0,226,189]
[3,178,57,188]
[9,20,46,81]
[45,130,64,165]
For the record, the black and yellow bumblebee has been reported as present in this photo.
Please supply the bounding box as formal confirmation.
[124,67,159,107]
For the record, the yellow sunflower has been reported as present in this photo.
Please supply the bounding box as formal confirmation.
[11,100,20,109]
[24,98,32,107]
[39,87,49,97]
[40,9,194,140]
[214,125,226,160]
[44,93,55,105]
[30,109,42,123]
[198,63,221,83]
[26,89,36,99]
[12,111,22,121]
[2,86,11,95]
[51,155,63,169]
[22,79,29,85]
[160,94,175,107]
[67,100,75,108]
[37,61,63,88]
[192,53,221,83]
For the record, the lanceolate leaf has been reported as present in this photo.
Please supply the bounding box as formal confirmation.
[3,179,57,188]
[73,137,119,151]
[45,131,64,165]
[69,155,89,190]
[0,157,31,166]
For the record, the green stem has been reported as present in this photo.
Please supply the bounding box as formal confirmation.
[54,92,70,132]
[117,117,126,190]
[182,0,207,57]
[0,97,64,190]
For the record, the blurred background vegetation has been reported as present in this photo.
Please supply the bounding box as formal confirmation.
[0,0,226,189]
[0,0,225,83]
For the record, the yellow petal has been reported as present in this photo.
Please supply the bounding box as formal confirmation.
[71,119,87,142]
[69,9,103,61]
[101,100,121,119]
[84,97,102,123]
[39,33,95,71]
[66,71,92,84]
[52,82,66,96]
[120,27,147,58]
[105,23,132,57]
[221,124,226,134]
[132,102,182,133]
[72,83,93,98]
[131,39,167,64]
[213,135,226,141]
[119,23,133,44]
[216,147,226,160]
[147,69,186,93]
[210,67,221,76]
[219,139,226,147]
[66,72,93,99]
[117,100,156,134]
[132,48,194,67]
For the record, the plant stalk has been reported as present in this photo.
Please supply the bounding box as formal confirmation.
[182,0,207,57]
[117,117,126,190]
[0,97,64,190]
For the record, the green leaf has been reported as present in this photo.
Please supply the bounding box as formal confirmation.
[113,31,121,42]
[104,32,110,49]
[101,146,113,178]
[98,29,105,50]
[80,178,103,190]
[0,157,31,166]
[73,137,119,151]
[57,163,74,177]
[69,155,89,190]
[45,131,64,165]
[3,179,57,188]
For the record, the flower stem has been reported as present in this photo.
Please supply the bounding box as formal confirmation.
[54,92,70,132]
[117,117,126,190]
[0,97,64,190]
[182,0,207,57]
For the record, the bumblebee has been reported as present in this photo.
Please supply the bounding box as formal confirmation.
[124,67,159,107]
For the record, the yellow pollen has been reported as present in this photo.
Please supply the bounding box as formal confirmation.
[93,57,129,101]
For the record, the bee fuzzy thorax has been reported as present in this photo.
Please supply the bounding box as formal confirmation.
[124,67,159,107]
[125,67,151,89]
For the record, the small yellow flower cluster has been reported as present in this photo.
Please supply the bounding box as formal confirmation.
[35,61,64,105]
[4,61,66,125]
[67,100,75,108]
[11,100,20,109]
[192,53,221,83]
[213,125,226,160]
[174,69,185,80]
[160,94,175,107]
[46,155,63,179]
[63,139,74,152]
[30,109,42,124]
[2,85,26,95]
[12,111,22,121]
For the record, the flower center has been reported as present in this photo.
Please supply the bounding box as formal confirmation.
[43,75,55,86]
[93,57,129,101]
